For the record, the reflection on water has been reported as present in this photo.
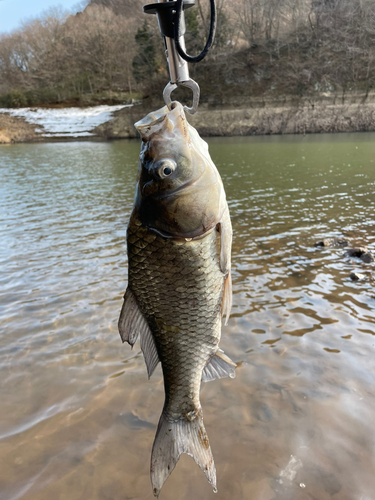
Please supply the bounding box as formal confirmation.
[1,134,375,500]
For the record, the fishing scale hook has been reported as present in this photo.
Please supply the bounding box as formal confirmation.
[143,0,216,114]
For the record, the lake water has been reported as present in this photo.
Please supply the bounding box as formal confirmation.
[1,133,375,500]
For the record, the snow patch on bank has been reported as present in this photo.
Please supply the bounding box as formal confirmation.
[0,104,130,138]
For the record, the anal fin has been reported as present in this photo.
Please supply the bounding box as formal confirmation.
[202,349,237,383]
[118,287,159,378]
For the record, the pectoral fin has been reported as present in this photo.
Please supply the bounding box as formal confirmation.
[202,349,237,383]
[221,272,232,326]
[218,206,232,324]
[118,287,159,378]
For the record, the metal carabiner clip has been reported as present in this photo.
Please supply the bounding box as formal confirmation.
[163,79,200,115]
[143,0,201,115]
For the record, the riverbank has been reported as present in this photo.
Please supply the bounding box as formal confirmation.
[0,104,128,143]
[2,92,375,143]
[0,113,42,144]
[95,92,375,139]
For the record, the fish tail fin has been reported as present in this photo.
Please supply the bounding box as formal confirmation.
[150,410,217,497]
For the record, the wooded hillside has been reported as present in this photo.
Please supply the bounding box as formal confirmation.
[1,0,374,107]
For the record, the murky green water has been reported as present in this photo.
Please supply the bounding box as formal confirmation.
[1,133,375,500]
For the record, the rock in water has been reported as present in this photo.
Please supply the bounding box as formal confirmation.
[350,272,365,281]
[361,252,375,263]
[315,237,351,248]
[345,247,368,258]
[345,247,375,263]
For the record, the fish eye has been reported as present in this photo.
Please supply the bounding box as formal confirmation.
[155,159,176,179]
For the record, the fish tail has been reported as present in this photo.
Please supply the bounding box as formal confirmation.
[150,409,217,497]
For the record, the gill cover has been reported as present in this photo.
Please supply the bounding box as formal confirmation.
[134,102,227,239]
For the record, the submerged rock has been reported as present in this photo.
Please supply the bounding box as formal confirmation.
[345,247,368,258]
[349,272,365,281]
[345,247,374,262]
[361,252,375,263]
[315,237,351,248]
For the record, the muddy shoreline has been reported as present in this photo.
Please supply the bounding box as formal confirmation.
[2,92,375,143]
[0,112,43,144]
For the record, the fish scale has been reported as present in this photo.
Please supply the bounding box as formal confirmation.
[128,209,223,420]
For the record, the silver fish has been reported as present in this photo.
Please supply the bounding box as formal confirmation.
[118,101,236,496]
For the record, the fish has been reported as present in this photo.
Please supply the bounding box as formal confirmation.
[118,101,236,497]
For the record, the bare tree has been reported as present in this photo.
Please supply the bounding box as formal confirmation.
[2,0,375,107]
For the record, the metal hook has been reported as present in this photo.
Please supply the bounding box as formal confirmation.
[163,78,200,115]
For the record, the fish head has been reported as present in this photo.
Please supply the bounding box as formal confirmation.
[134,102,226,239]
